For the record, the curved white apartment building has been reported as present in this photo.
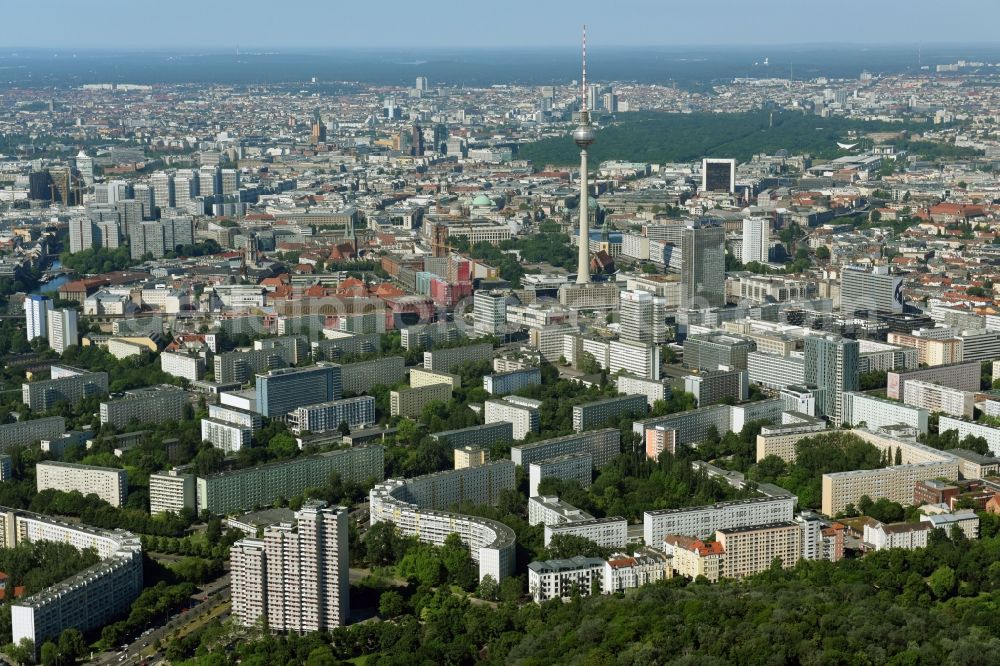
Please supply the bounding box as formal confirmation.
[369,461,516,581]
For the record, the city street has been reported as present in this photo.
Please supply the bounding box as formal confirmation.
[87,574,230,666]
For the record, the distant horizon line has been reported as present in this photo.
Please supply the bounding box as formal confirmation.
[2,42,998,52]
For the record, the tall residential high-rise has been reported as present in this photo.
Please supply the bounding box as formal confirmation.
[95,181,131,205]
[132,183,154,220]
[741,217,770,264]
[221,169,240,196]
[199,166,221,198]
[231,501,349,632]
[68,216,94,253]
[415,76,429,91]
[94,218,121,249]
[681,225,726,308]
[46,309,78,354]
[574,26,595,285]
[840,265,904,317]
[150,172,174,211]
[25,295,53,341]
[131,216,194,260]
[174,170,197,207]
[804,335,859,424]
[116,200,143,240]
[473,290,507,337]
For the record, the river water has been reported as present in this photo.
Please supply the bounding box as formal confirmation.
[32,259,71,295]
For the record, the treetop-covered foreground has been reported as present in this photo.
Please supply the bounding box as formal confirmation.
[166,516,1000,665]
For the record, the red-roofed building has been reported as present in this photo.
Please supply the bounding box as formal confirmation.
[662,535,724,582]
[930,203,986,223]
[602,549,672,593]
[0,572,25,601]
[260,274,291,291]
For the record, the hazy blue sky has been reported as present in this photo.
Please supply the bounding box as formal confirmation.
[5,0,997,49]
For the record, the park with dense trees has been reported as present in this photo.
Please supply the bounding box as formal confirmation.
[518,111,982,166]
[156,514,1000,665]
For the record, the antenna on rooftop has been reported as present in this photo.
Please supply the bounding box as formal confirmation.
[581,25,588,112]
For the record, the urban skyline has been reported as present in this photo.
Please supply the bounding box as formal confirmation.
[2,8,1000,664]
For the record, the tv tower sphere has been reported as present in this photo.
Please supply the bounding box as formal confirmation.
[573,121,595,148]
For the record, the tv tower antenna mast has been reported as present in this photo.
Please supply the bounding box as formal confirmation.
[573,25,595,285]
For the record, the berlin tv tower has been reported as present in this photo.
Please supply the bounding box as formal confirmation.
[573,25,595,285]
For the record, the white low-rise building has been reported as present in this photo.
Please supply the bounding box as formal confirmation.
[527,496,595,527]
[843,392,929,433]
[484,396,541,440]
[920,508,979,539]
[544,516,628,549]
[863,520,932,551]
[160,351,206,382]
[149,470,196,515]
[528,556,605,603]
[615,374,670,407]
[201,418,252,454]
[528,453,592,497]
[644,496,797,545]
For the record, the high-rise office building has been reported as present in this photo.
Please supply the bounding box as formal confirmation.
[701,158,736,193]
[256,364,343,418]
[681,225,726,308]
[75,151,94,185]
[804,335,859,424]
[840,265,904,317]
[383,96,399,119]
[25,295,53,341]
[619,290,667,344]
[741,217,770,264]
[586,84,601,113]
[231,501,349,632]
[310,111,327,144]
[473,290,508,337]
[47,167,74,205]
[96,180,132,206]
[415,76,429,91]
[46,308,78,354]
[410,124,424,156]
